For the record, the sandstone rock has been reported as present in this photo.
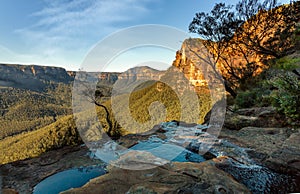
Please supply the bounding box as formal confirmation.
[265,131,300,175]
[223,107,284,130]
[234,107,275,116]
[224,114,259,130]
[2,189,18,194]
[62,151,250,194]
[220,127,300,176]
[0,64,73,91]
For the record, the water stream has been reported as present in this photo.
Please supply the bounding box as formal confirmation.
[34,121,298,193]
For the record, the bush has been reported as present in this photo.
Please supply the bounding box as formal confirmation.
[273,56,300,71]
[269,72,300,121]
[234,87,272,109]
[235,90,256,108]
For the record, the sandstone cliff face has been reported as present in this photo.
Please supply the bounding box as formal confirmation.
[0,64,73,91]
[172,43,208,87]
[97,72,119,83]
[172,3,298,91]
[172,37,265,91]
[69,66,164,85]
[0,64,165,93]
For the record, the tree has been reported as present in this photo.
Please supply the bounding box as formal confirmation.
[80,81,119,138]
[235,0,299,58]
[189,0,299,97]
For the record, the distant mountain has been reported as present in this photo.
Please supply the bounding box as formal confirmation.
[0,63,168,91]
[111,66,165,94]
[0,64,73,92]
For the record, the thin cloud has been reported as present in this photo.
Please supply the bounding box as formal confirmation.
[14,0,154,69]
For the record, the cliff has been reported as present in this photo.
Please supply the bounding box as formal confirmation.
[172,2,299,93]
[172,41,208,88]
[0,64,73,91]
[0,64,165,92]
[118,66,164,83]
[72,66,164,83]
[109,66,165,94]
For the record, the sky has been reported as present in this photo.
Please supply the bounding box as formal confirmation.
[0,0,291,71]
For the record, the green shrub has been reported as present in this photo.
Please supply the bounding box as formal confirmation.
[234,87,272,109]
[273,56,300,71]
[235,90,256,108]
[269,73,300,121]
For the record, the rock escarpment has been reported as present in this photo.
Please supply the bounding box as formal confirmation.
[172,40,208,88]
[0,64,165,92]
[0,64,73,91]
[69,66,165,85]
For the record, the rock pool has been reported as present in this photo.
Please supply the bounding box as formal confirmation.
[33,166,106,194]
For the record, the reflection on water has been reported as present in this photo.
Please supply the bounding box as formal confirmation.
[33,166,106,194]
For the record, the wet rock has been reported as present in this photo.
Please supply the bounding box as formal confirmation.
[213,156,298,194]
[62,151,250,194]
[116,126,167,149]
[220,127,300,177]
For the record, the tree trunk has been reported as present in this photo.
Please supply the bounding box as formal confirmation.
[224,81,237,98]
[94,101,113,137]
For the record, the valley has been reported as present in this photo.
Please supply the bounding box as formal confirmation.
[1,1,300,193]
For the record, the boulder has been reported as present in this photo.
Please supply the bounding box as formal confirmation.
[265,132,300,175]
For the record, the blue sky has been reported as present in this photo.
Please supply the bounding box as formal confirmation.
[0,0,291,71]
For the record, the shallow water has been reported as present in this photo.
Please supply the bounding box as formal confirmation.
[48,121,297,193]
[33,166,106,194]
[128,122,299,193]
[130,140,206,163]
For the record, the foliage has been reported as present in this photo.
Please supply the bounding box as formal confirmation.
[189,0,299,97]
[0,115,82,164]
[235,0,299,58]
[272,56,300,71]
[233,51,300,125]
[269,72,300,121]
[234,87,272,108]
[0,83,73,140]
[235,90,257,108]
[189,3,241,42]
[92,81,212,135]
[127,81,210,128]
